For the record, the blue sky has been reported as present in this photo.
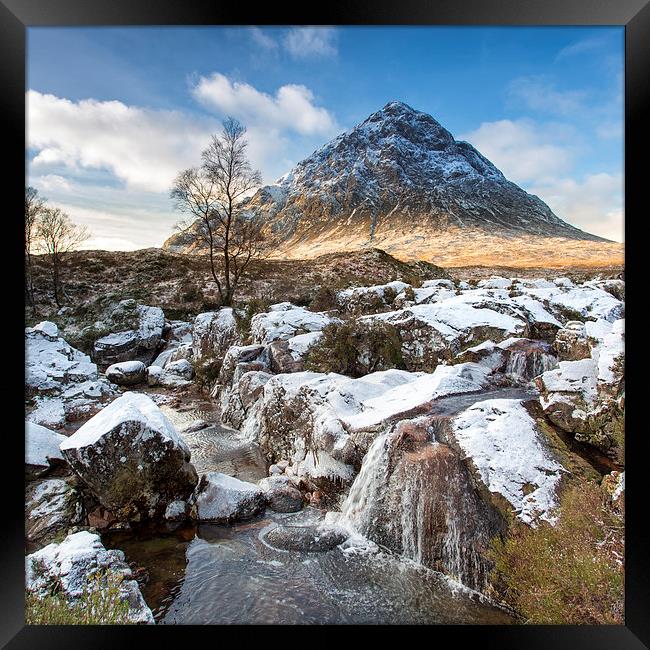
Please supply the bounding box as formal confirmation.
[27,26,624,249]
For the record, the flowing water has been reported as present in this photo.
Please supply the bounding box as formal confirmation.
[104,509,513,625]
[100,392,514,625]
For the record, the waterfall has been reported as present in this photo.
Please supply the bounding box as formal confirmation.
[336,418,503,593]
[505,346,558,383]
[338,428,393,534]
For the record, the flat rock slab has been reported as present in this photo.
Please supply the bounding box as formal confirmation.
[191,472,265,523]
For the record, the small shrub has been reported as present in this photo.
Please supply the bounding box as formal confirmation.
[234,298,270,342]
[404,286,416,302]
[177,279,202,303]
[305,319,405,377]
[309,287,338,312]
[488,481,624,624]
[26,571,131,625]
[382,287,398,306]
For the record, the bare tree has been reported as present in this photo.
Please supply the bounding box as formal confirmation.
[35,207,91,307]
[171,118,266,307]
[25,186,46,309]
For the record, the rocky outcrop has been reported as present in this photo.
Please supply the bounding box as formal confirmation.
[25,478,84,549]
[229,363,496,503]
[335,399,567,592]
[26,530,154,624]
[537,319,624,451]
[25,322,115,429]
[250,303,336,345]
[60,392,198,521]
[190,472,265,523]
[191,308,238,360]
[337,281,409,315]
[93,301,165,366]
[364,295,528,371]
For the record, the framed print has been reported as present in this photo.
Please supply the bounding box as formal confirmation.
[3,0,648,645]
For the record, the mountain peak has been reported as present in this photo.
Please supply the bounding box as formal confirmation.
[165,101,606,259]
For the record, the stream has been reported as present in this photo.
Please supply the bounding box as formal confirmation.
[101,389,514,625]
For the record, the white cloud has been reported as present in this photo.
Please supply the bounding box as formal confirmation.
[596,120,623,140]
[30,174,73,193]
[507,76,587,116]
[283,27,338,59]
[527,173,624,242]
[192,73,338,137]
[555,35,610,61]
[28,90,215,193]
[461,119,622,241]
[249,26,278,50]
[460,118,576,184]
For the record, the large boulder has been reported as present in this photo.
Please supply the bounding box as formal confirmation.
[25,323,115,429]
[25,478,84,549]
[60,392,198,521]
[106,361,146,386]
[26,530,154,624]
[190,472,265,523]
[191,308,238,360]
[334,399,567,593]
[93,301,165,366]
[250,303,336,345]
[25,421,67,479]
[233,363,495,503]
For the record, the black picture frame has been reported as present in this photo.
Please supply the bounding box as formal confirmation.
[3,0,647,645]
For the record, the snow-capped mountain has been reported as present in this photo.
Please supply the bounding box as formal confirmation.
[164,101,608,261]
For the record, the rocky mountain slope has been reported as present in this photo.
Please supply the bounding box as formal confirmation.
[164,101,623,267]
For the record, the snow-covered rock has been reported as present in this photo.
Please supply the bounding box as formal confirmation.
[93,302,165,366]
[25,478,84,548]
[250,303,336,345]
[152,320,193,368]
[106,360,146,386]
[60,392,198,520]
[25,421,67,479]
[537,319,624,450]
[365,295,527,371]
[452,399,565,524]
[26,530,154,624]
[26,325,115,428]
[553,321,591,361]
[190,472,265,523]
[337,280,409,314]
[233,363,495,496]
[191,308,238,361]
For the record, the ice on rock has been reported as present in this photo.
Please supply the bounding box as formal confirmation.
[191,472,265,522]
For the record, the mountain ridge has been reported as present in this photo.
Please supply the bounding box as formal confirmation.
[164,101,621,267]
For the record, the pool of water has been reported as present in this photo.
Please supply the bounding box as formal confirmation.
[104,509,514,625]
[102,391,514,625]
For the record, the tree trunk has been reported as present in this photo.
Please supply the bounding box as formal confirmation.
[52,255,61,308]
